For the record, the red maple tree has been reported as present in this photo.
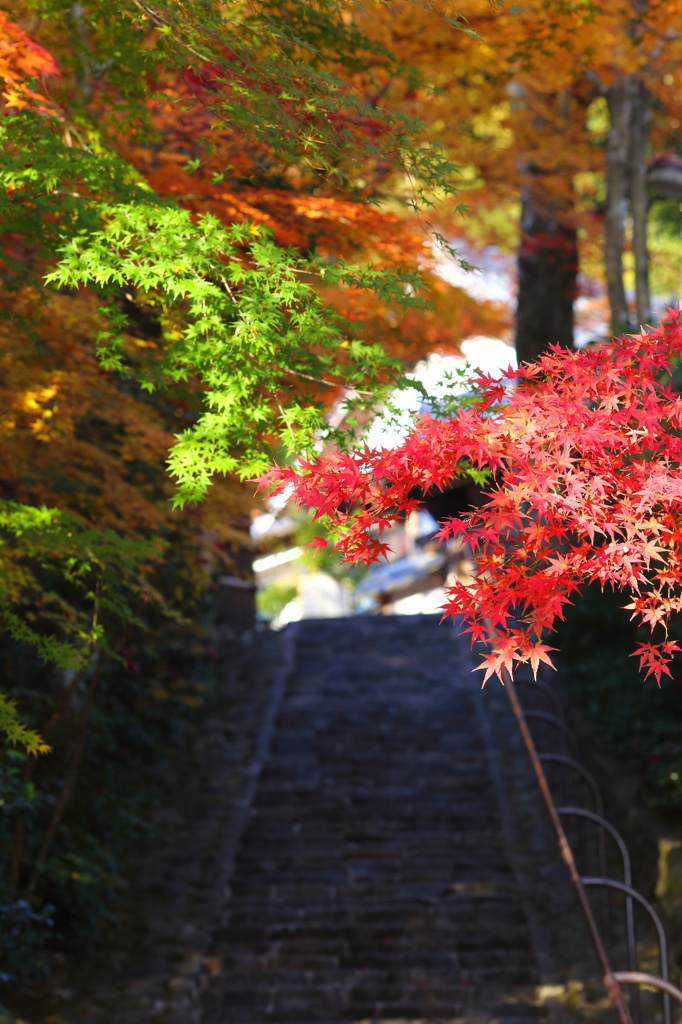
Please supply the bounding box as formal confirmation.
[265,312,682,686]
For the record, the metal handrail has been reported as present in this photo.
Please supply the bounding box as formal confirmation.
[541,757,609,937]
[523,709,580,759]
[556,806,632,886]
[513,676,566,719]
[538,753,604,817]
[583,877,671,1024]
[615,972,682,1008]
[482,634,676,1023]
[557,806,638,1020]
[502,669,630,1023]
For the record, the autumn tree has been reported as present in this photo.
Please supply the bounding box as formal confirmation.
[0,0,474,707]
[368,0,682,357]
[505,0,682,338]
[358,0,585,360]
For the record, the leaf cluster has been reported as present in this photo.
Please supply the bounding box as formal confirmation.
[268,311,682,686]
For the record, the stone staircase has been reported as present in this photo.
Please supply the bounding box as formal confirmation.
[201,615,550,1024]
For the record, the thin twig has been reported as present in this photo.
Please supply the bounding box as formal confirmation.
[284,367,372,395]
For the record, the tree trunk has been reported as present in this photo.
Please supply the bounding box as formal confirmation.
[515,184,578,365]
[605,75,633,333]
[629,78,652,327]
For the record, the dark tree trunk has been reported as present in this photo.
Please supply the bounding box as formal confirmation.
[511,85,579,365]
[605,75,632,333]
[604,73,652,333]
[515,188,578,365]
[630,79,652,327]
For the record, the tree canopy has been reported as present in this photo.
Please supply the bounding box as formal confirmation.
[2,0,467,495]
[2,0,507,753]
[3,0,682,731]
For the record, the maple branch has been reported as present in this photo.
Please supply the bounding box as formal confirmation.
[276,400,296,443]
[128,0,209,64]
[218,276,375,396]
[283,366,373,396]
[641,21,678,44]
[219,274,240,307]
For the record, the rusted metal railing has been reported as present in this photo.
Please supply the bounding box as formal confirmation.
[584,878,672,1024]
[505,663,682,1024]
[522,709,580,759]
[502,667,631,1024]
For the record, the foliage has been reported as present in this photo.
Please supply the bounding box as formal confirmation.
[0,0,471,497]
[648,199,682,300]
[0,697,47,758]
[0,898,54,984]
[368,0,682,334]
[0,759,54,983]
[555,584,682,812]
[256,582,298,622]
[266,311,682,685]
[0,500,163,659]
[0,613,212,981]
[45,206,418,499]
[0,0,498,748]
